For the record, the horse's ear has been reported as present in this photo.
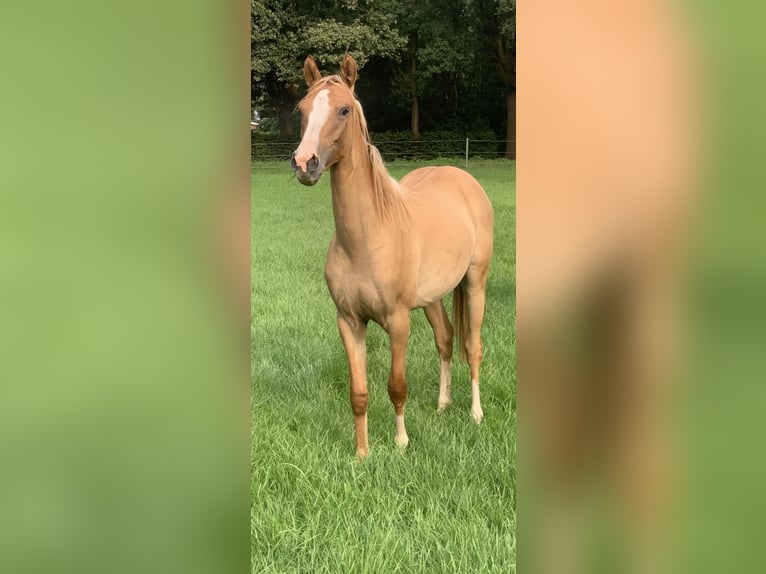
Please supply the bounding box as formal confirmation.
[340,54,357,89]
[304,56,322,88]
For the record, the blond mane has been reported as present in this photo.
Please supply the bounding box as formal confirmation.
[308,76,412,223]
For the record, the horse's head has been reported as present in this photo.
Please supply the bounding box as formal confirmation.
[291,54,359,186]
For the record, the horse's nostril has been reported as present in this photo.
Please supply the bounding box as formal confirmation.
[307,155,319,171]
[290,153,298,171]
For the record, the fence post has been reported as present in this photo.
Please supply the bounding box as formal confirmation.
[465,138,469,168]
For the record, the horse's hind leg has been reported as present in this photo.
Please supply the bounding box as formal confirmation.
[463,264,491,423]
[424,301,454,412]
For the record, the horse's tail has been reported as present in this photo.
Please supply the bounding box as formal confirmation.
[452,282,469,362]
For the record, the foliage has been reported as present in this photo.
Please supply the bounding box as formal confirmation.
[497,0,517,42]
[398,0,477,86]
[251,0,405,108]
[299,2,405,69]
[251,0,515,138]
[484,0,516,91]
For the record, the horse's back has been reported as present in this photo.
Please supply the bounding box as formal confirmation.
[401,166,493,226]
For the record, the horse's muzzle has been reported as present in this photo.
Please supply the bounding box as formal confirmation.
[291,152,322,186]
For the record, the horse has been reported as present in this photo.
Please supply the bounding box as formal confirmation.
[290,54,494,458]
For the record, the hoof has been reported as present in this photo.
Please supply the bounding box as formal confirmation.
[436,399,452,413]
[471,407,484,424]
[355,447,369,460]
[394,433,409,449]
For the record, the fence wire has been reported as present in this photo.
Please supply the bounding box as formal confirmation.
[251,139,515,169]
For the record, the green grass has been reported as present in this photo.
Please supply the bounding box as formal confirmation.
[252,159,516,573]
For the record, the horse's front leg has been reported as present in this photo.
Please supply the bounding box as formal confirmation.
[337,311,369,458]
[384,310,411,449]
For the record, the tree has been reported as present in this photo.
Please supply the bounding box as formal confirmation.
[477,0,516,158]
[394,0,479,136]
[251,0,405,136]
[251,0,515,146]
[251,1,301,135]
[496,0,516,158]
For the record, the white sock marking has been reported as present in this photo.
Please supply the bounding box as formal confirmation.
[471,378,484,423]
[394,414,409,448]
[437,357,452,411]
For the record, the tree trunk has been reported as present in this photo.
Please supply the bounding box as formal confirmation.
[411,97,419,137]
[278,104,293,137]
[409,33,419,137]
[273,83,298,137]
[505,90,516,159]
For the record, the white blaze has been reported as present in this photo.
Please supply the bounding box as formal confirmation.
[295,89,331,169]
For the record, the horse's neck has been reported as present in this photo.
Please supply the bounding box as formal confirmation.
[329,144,388,253]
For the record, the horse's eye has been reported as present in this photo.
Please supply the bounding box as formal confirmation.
[340,107,350,117]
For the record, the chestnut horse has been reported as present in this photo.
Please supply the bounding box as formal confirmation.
[290,55,494,458]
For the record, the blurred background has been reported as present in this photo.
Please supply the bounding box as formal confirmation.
[518,0,766,572]
[0,1,249,573]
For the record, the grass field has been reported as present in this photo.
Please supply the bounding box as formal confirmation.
[251,159,516,573]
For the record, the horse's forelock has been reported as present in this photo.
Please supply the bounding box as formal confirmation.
[306,75,346,98]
